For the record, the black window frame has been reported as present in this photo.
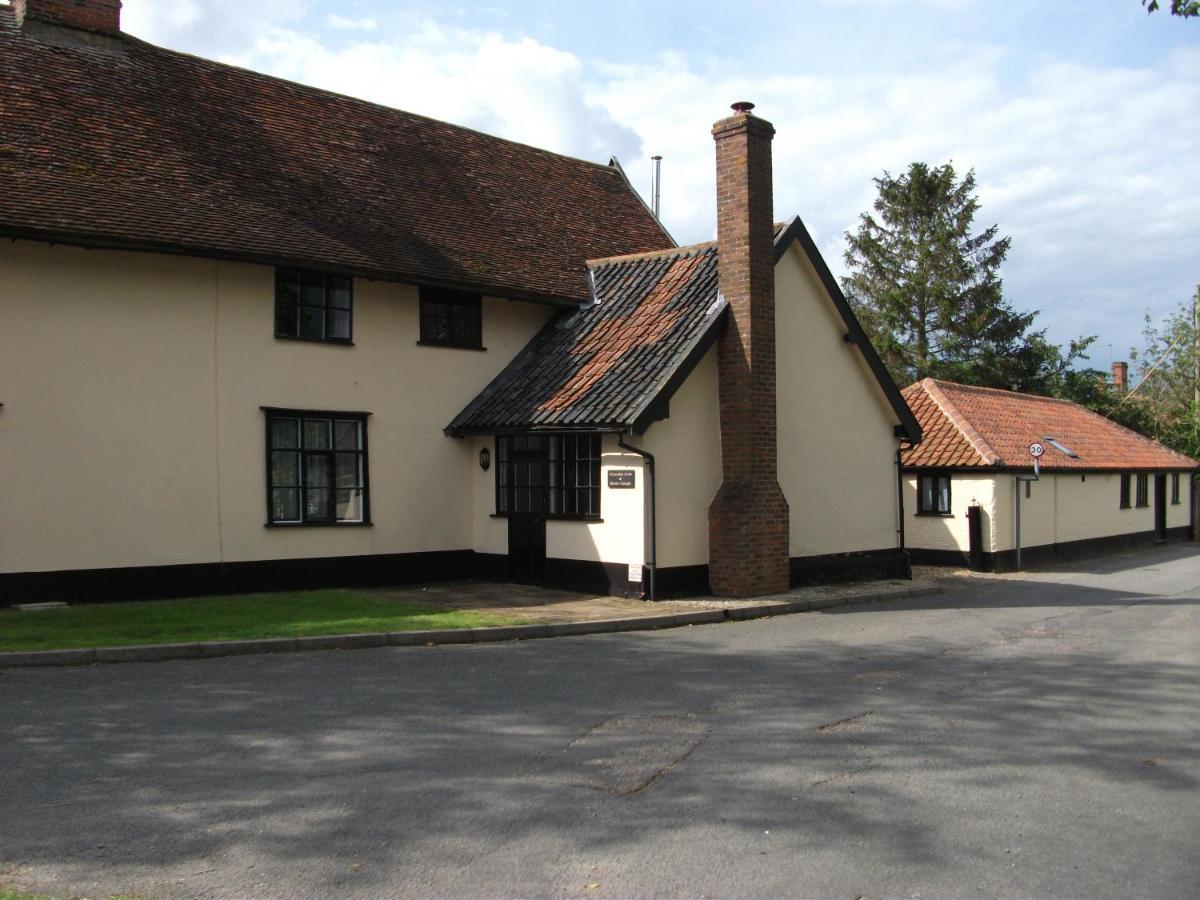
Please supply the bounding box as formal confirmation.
[263,407,371,527]
[1171,473,1181,505]
[1135,472,1149,508]
[495,433,602,520]
[916,472,952,516]
[419,287,484,350]
[1120,473,1131,509]
[274,268,353,345]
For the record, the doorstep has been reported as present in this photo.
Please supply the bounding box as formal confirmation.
[0,580,941,668]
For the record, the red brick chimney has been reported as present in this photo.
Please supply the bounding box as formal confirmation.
[14,0,121,34]
[707,101,790,597]
[1112,361,1129,394]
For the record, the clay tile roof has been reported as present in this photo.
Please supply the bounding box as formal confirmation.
[446,242,725,434]
[901,378,1199,471]
[0,13,672,304]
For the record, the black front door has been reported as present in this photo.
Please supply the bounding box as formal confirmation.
[507,437,548,584]
[1154,473,1168,541]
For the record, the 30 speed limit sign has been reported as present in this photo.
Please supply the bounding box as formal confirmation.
[1028,441,1045,459]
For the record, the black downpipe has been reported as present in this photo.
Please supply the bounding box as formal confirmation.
[618,433,656,601]
[895,446,906,550]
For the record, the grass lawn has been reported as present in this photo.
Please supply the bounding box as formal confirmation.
[0,590,528,652]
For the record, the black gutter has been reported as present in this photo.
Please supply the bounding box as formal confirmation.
[618,433,656,601]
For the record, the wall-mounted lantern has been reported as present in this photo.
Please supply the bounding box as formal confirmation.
[479,446,491,471]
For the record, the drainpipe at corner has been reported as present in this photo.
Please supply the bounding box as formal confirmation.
[895,446,906,551]
[618,433,656,601]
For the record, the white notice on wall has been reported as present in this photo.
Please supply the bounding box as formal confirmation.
[628,563,643,583]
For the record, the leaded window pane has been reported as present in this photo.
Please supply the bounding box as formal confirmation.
[334,420,360,450]
[328,309,351,340]
[328,279,352,309]
[335,452,361,488]
[275,302,298,337]
[299,305,324,339]
[337,488,363,522]
[271,417,299,449]
[272,488,301,522]
[306,455,331,488]
[305,419,332,450]
[306,487,331,521]
[271,451,300,487]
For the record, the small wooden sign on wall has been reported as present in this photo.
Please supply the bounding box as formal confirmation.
[607,469,636,489]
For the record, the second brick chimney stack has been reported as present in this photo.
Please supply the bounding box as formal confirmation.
[14,0,122,34]
[1112,361,1129,393]
[707,102,790,597]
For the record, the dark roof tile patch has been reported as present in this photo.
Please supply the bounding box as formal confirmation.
[902,378,1198,471]
[447,243,724,434]
[0,13,672,303]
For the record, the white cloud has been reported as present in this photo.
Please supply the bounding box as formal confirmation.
[215,19,641,164]
[326,14,377,32]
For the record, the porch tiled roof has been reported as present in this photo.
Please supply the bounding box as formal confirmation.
[901,378,1198,471]
[0,11,672,304]
[446,242,725,434]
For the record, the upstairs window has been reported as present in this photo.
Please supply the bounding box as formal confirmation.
[1171,473,1181,505]
[265,409,369,525]
[1135,473,1149,508]
[275,269,352,343]
[420,287,482,349]
[917,473,951,515]
[1119,474,1131,509]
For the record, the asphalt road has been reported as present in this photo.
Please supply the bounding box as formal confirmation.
[3,546,1199,899]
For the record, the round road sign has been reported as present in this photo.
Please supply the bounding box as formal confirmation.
[1029,441,1045,458]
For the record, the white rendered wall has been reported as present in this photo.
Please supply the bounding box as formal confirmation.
[642,346,722,569]
[775,243,902,558]
[0,240,550,574]
[905,470,1192,556]
[903,473,999,553]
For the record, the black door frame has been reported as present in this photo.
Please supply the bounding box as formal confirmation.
[505,438,549,584]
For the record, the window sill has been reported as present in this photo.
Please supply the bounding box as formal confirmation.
[490,513,603,523]
[417,340,486,352]
[264,521,374,528]
[275,334,354,347]
[915,511,953,518]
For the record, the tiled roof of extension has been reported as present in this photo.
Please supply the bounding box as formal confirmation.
[0,12,672,304]
[446,243,725,435]
[902,378,1198,471]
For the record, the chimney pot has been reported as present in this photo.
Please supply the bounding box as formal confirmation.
[730,101,756,114]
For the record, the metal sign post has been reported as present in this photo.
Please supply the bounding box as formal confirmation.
[1015,442,1045,570]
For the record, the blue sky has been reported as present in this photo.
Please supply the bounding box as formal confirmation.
[122,0,1199,373]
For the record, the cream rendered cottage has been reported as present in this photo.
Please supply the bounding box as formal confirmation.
[0,0,920,603]
[902,379,1197,571]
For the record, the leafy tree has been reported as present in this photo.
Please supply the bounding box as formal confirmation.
[1115,302,1200,457]
[842,161,1079,391]
[1142,0,1200,17]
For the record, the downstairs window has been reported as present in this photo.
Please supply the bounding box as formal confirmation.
[265,409,369,525]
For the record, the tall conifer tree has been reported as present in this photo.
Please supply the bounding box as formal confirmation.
[843,162,1063,390]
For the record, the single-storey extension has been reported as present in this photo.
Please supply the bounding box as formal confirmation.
[902,378,1197,571]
